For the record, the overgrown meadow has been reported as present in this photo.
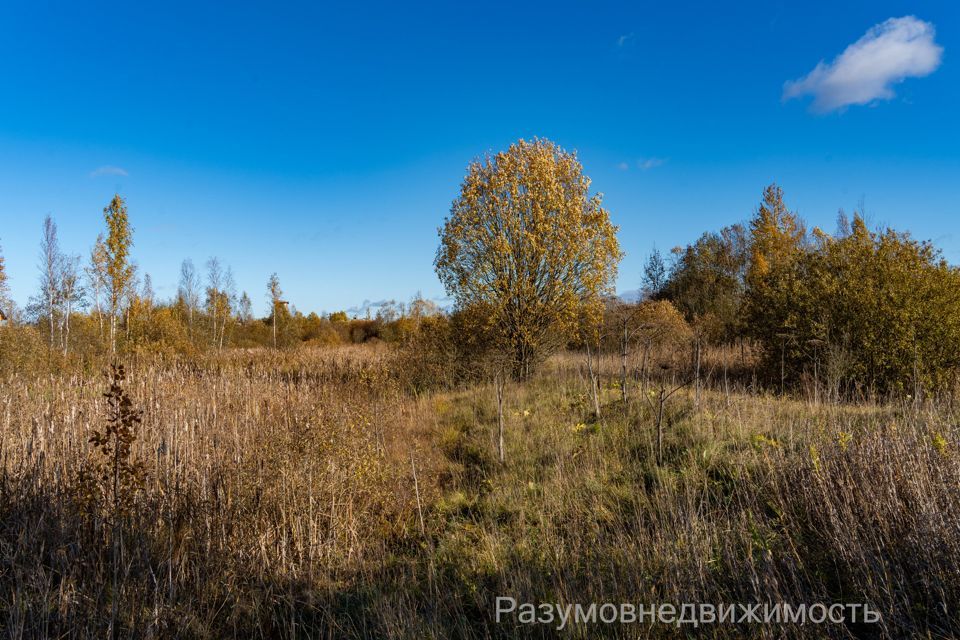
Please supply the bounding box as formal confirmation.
[2,344,958,638]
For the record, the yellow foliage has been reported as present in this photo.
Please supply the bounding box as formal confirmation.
[932,432,948,455]
[809,445,821,473]
[435,138,622,377]
[837,431,852,451]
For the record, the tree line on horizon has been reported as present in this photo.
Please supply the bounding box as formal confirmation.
[644,183,960,398]
[0,194,448,362]
[2,137,960,400]
[425,139,960,401]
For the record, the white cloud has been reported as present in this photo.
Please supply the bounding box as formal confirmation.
[618,157,667,171]
[617,33,634,48]
[90,165,129,177]
[784,16,943,112]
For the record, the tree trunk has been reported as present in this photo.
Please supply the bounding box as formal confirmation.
[694,335,701,410]
[48,292,55,352]
[656,387,665,466]
[813,353,819,406]
[496,374,505,464]
[63,299,71,357]
[95,294,103,338]
[586,342,601,420]
[211,307,218,347]
[780,341,786,396]
[640,342,649,392]
[110,313,116,355]
[620,324,628,404]
[410,451,425,537]
[723,348,730,407]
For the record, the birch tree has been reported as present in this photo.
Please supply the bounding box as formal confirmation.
[58,254,83,355]
[0,240,11,321]
[237,292,253,324]
[39,215,62,352]
[267,273,283,348]
[221,266,237,348]
[178,259,200,338]
[102,195,135,354]
[86,234,109,339]
[205,257,224,347]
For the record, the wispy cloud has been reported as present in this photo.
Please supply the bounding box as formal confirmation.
[345,294,452,316]
[618,157,667,171]
[783,16,943,113]
[89,165,129,178]
[346,299,392,317]
[616,33,634,48]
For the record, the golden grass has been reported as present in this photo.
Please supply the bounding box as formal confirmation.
[2,346,959,638]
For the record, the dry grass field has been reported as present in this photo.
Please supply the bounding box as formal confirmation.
[3,345,959,638]
[2,4,958,637]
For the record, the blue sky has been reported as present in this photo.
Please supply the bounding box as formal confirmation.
[1,1,958,316]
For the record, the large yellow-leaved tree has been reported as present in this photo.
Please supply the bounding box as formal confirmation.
[435,138,622,379]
